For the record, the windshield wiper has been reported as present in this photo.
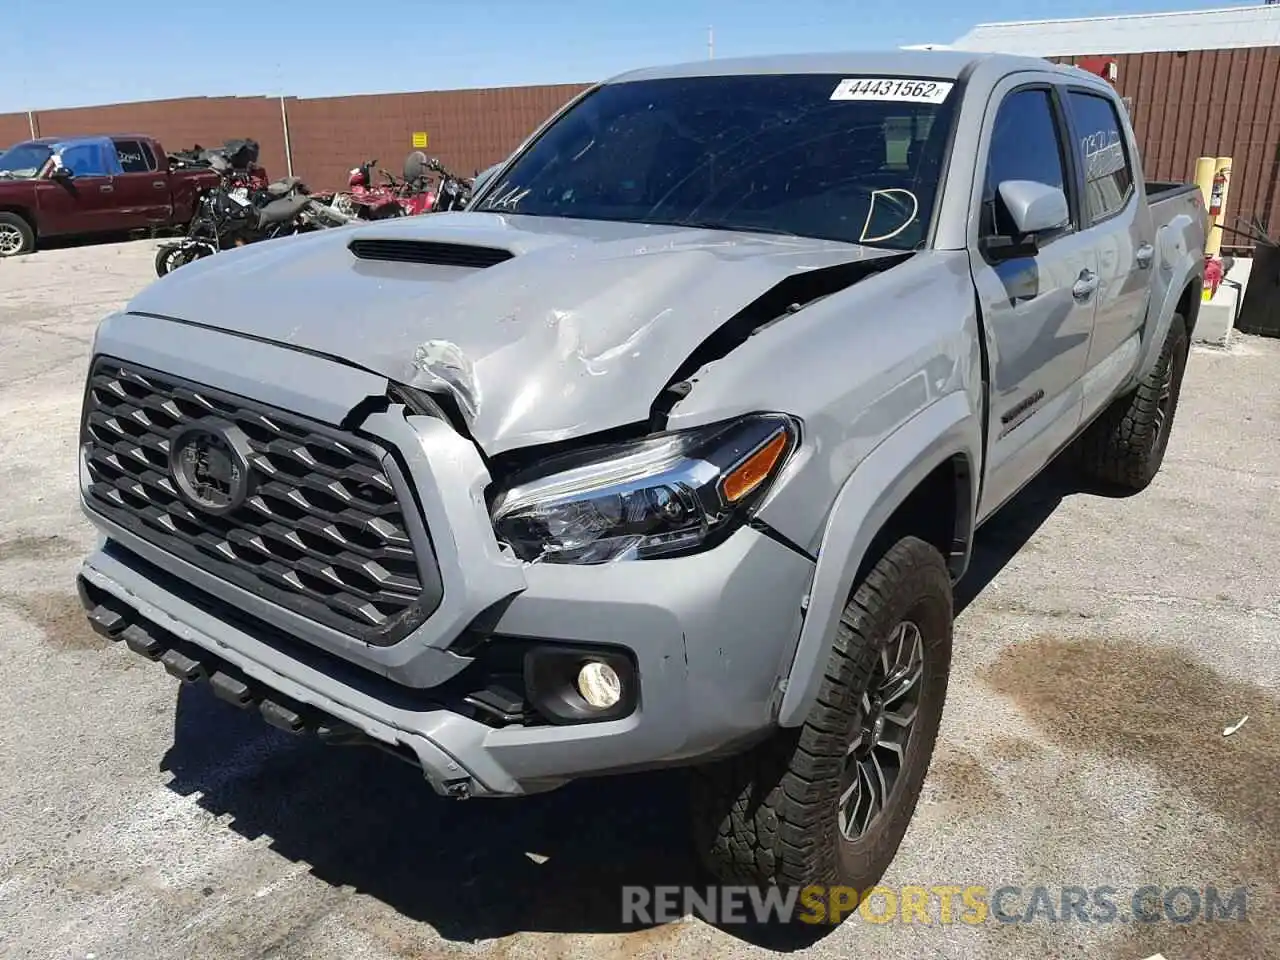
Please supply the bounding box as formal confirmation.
[670,218,802,238]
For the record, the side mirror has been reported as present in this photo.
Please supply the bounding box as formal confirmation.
[999,180,1069,236]
[983,180,1069,260]
[50,165,74,181]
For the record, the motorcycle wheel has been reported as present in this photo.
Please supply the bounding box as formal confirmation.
[155,242,212,278]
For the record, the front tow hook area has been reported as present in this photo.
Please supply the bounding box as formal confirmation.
[76,573,480,799]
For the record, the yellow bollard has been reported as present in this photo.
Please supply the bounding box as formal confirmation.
[1205,156,1233,259]
[1193,156,1217,211]
[1194,157,1219,301]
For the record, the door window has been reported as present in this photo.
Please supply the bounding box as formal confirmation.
[114,139,155,173]
[59,143,114,177]
[981,88,1072,240]
[1067,91,1134,224]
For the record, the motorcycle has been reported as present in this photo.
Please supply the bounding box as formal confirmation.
[403,151,474,212]
[328,159,412,221]
[154,152,351,277]
[322,151,464,220]
[167,138,269,189]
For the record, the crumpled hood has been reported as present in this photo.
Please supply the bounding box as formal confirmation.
[127,212,897,454]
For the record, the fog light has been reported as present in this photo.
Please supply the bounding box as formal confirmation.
[576,661,622,709]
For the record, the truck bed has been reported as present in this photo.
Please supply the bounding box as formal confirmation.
[1146,181,1198,202]
[1147,181,1208,237]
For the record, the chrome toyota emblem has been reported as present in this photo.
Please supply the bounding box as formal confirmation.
[169,420,254,515]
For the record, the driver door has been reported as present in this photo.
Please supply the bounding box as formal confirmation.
[970,81,1101,520]
[34,176,117,236]
[33,143,120,237]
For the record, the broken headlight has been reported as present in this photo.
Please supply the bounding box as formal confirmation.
[490,413,799,564]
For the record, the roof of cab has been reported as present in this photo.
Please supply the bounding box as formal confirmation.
[23,134,150,145]
[604,49,1065,84]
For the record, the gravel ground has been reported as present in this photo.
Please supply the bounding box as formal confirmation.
[0,239,1276,960]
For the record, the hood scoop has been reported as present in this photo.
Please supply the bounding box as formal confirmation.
[348,238,514,269]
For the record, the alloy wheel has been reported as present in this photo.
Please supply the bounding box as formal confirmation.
[0,224,24,256]
[837,620,924,842]
[1151,348,1178,451]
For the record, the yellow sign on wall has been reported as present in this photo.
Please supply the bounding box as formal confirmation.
[411,132,429,148]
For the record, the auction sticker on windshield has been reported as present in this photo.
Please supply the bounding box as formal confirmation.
[830,78,955,103]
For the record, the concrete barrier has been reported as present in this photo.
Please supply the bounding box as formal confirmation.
[1194,256,1251,347]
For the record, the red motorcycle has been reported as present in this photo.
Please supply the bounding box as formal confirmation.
[402,151,474,212]
[328,159,411,220]
[323,151,474,220]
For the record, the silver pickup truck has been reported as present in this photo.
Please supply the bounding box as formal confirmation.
[76,50,1206,908]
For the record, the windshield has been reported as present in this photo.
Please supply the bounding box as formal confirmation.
[472,74,959,250]
[0,143,52,179]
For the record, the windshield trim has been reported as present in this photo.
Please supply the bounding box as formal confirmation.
[468,72,968,251]
[920,62,975,250]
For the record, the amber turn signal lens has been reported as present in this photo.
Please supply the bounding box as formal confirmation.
[720,429,790,503]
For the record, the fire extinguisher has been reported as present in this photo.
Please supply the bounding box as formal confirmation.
[1209,169,1227,218]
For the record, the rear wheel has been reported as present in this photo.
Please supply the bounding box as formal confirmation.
[691,536,953,922]
[1078,312,1190,492]
[0,212,35,257]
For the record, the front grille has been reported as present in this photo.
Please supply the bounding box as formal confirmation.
[348,238,514,268]
[80,357,443,645]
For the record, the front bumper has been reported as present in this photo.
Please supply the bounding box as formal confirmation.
[79,524,812,796]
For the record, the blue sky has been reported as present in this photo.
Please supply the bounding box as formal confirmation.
[4,0,1256,113]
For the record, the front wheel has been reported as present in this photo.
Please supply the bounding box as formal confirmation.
[0,212,35,257]
[691,536,952,920]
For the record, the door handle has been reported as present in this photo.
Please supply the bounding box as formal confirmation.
[153,180,167,189]
[1136,243,1155,268]
[99,184,114,193]
[1072,269,1099,301]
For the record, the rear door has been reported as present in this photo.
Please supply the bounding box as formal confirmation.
[111,139,173,228]
[970,79,1101,520]
[1061,88,1156,425]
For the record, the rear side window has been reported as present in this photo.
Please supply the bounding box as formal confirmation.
[981,88,1070,239]
[1068,91,1134,223]
[114,139,155,173]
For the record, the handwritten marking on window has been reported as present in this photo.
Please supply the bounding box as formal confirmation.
[484,185,530,211]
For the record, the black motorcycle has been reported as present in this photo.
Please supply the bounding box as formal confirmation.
[167,138,263,174]
[154,152,349,277]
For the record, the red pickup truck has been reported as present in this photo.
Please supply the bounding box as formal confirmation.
[0,134,220,256]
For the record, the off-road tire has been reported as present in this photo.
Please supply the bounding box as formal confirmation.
[1079,312,1190,492]
[691,536,953,908]
[0,212,35,257]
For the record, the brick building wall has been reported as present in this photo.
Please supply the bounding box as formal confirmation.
[285,83,588,190]
[0,112,32,146]
[2,83,590,194]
